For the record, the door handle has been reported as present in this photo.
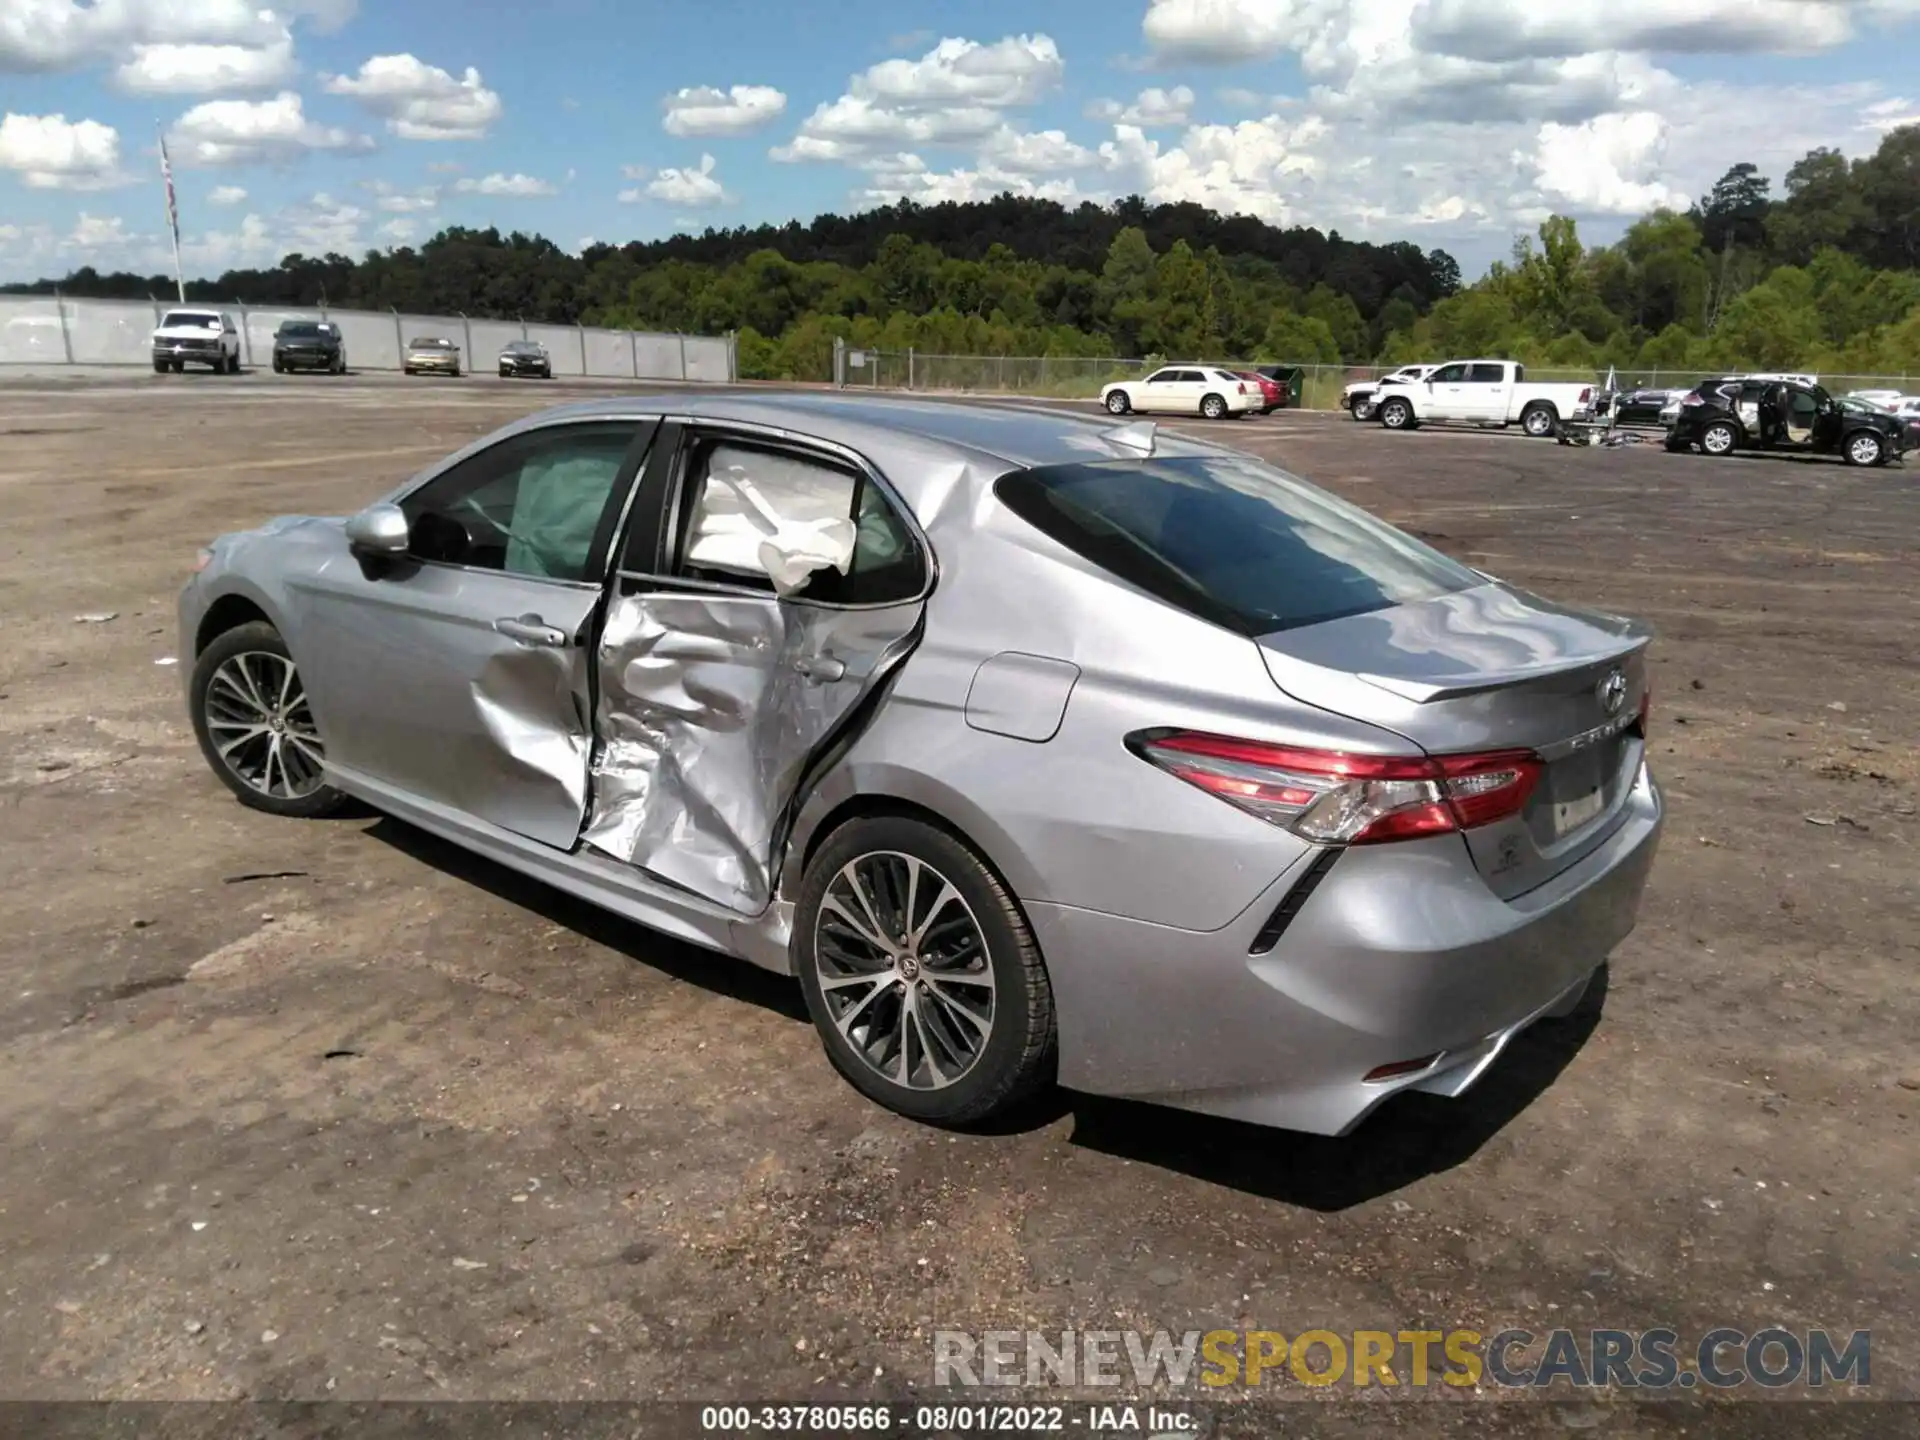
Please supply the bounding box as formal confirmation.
[795,654,847,683]
[494,614,570,648]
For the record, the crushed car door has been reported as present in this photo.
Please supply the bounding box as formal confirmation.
[294,418,658,849]
[585,425,930,914]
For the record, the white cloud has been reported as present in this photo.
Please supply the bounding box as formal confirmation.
[324,54,503,140]
[362,180,438,212]
[114,31,295,94]
[1141,0,1298,62]
[1099,116,1327,225]
[625,153,728,206]
[977,126,1097,173]
[1527,111,1690,214]
[0,112,128,189]
[856,152,1088,207]
[207,184,247,204]
[167,91,373,166]
[1411,0,1856,62]
[773,33,1063,162]
[454,171,557,197]
[4,3,354,94]
[620,163,652,180]
[378,217,416,242]
[662,84,788,137]
[63,212,136,251]
[1086,86,1194,127]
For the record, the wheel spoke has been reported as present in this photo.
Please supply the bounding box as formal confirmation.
[205,651,326,800]
[812,849,995,1093]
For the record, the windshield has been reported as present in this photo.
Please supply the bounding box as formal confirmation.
[507,341,540,352]
[995,453,1481,635]
[162,311,220,328]
[278,322,325,338]
[410,338,452,349]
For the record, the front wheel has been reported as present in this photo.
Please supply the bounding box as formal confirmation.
[1200,393,1228,419]
[1520,403,1557,438]
[1700,422,1738,457]
[794,816,1056,1126]
[1379,397,1415,430]
[1844,431,1886,467]
[1104,390,1131,415]
[1350,396,1375,422]
[190,621,346,819]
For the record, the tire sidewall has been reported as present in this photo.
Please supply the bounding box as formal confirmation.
[1381,398,1411,429]
[1106,392,1130,415]
[190,620,344,818]
[1202,394,1226,419]
[1703,423,1736,455]
[792,816,1052,1125]
[1523,405,1555,437]
[1846,432,1883,467]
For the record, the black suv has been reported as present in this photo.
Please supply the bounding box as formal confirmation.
[1667,377,1905,467]
[272,320,346,374]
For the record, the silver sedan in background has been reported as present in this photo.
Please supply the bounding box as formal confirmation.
[178,395,1662,1135]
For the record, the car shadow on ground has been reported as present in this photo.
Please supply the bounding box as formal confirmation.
[1056,967,1609,1212]
[352,809,1603,1207]
[359,814,812,1022]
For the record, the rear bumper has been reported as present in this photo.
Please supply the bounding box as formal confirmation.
[1030,760,1663,1136]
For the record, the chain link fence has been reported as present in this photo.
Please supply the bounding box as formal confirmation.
[0,293,737,381]
[829,346,1918,412]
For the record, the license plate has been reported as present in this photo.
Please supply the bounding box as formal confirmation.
[1552,788,1604,836]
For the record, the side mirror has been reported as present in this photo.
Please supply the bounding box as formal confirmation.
[345,501,411,558]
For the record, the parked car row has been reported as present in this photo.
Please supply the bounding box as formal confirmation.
[146,308,557,381]
[1370,360,1596,438]
[1099,364,1299,420]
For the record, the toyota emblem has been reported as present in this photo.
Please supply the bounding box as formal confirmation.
[1597,669,1627,716]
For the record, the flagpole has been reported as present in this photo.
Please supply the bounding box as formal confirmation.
[157,124,185,302]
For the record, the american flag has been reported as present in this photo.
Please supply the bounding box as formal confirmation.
[159,133,180,249]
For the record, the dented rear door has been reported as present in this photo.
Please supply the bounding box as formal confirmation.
[584,423,929,914]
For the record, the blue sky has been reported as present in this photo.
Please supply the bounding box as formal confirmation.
[4,0,1919,284]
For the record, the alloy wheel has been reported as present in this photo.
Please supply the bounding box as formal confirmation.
[203,651,328,799]
[813,851,996,1091]
[1848,434,1882,466]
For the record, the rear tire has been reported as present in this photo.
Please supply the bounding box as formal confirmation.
[794,816,1056,1126]
[1521,403,1557,438]
[190,621,347,820]
[1379,396,1415,430]
[1201,393,1228,420]
[1700,421,1738,457]
[153,360,167,374]
[1105,390,1131,415]
[1350,396,1375,421]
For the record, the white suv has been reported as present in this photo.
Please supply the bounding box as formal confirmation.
[151,308,241,374]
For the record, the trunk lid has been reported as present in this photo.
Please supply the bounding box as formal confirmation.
[1257,581,1649,899]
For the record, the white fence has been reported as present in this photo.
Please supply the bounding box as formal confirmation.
[0,294,736,381]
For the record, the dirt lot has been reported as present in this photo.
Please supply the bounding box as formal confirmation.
[0,372,1915,1427]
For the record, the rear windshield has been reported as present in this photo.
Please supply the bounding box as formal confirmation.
[995,454,1481,635]
[162,311,219,327]
[411,338,451,348]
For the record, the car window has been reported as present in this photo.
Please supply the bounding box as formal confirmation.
[676,439,926,605]
[1430,363,1470,383]
[1145,369,1178,384]
[401,422,641,582]
[1468,363,1506,383]
[995,454,1481,636]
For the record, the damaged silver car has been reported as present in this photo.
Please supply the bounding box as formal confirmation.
[179,395,1663,1135]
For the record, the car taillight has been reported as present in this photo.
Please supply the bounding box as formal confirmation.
[1238,382,1249,394]
[1637,681,1651,736]
[190,547,214,574]
[1579,387,1592,402]
[1130,731,1542,845]
[1682,394,1703,406]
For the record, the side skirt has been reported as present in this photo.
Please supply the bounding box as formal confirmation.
[324,763,796,974]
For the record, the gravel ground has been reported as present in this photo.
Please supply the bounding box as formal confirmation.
[0,371,1914,1433]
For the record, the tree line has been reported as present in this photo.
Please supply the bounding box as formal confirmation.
[7,125,1918,378]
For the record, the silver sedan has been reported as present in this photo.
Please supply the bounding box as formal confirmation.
[178,395,1663,1134]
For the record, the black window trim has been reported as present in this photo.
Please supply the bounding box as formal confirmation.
[612,418,936,613]
[390,415,661,589]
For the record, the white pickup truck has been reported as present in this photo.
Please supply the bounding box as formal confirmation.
[1374,359,1595,438]
[151,307,241,374]
[1343,364,1437,420]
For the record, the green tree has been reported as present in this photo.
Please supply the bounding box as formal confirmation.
[1304,283,1367,361]
[1768,149,1869,265]
[1260,311,1340,364]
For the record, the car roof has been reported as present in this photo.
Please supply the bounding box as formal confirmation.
[497,391,1239,474]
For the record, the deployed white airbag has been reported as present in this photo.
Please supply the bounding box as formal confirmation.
[684,449,857,595]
